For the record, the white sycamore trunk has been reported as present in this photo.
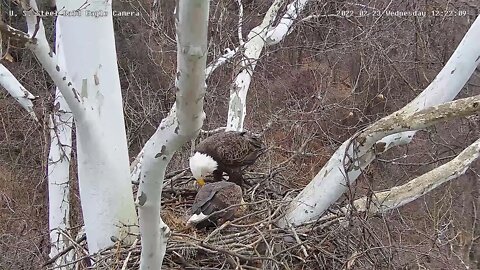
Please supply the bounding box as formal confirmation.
[0,64,37,120]
[47,19,74,266]
[20,0,138,252]
[136,0,209,269]
[47,90,73,266]
[55,0,138,252]
[226,0,283,131]
[225,0,311,131]
[279,15,480,227]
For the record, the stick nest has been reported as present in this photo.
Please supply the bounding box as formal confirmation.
[45,169,391,269]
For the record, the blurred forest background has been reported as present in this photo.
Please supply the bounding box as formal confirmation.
[0,0,479,269]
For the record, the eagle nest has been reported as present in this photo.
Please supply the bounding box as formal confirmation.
[45,169,390,269]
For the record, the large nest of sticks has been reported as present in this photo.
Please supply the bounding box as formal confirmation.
[45,165,408,270]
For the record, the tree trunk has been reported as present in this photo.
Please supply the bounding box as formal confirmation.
[47,90,73,267]
[137,0,209,268]
[226,0,283,131]
[279,15,480,227]
[22,0,140,252]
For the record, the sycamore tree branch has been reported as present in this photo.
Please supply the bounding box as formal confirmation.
[280,95,480,227]
[356,95,480,155]
[47,90,74,266]
[226,0,284,131]
[207,0,310,80]
[0,20,32,43]
[137,0,209,269]
[225,0,314,131]
[279,15,480,227]
[236,0,245,45]
[26,0,139,252]
[0,1,86,120]
[205,47,237,78]
[350,95,480,166]
[0,64,38,121]
[266,0,310,45]
[349,136,480,214]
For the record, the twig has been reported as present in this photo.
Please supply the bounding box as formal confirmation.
[121,238,139,270]
[43,234,87,266]
[287,220,309,259]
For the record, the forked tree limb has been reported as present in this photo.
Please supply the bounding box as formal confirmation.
[348,136,480,214]
[358,94,480,155]
[0,5,85,119]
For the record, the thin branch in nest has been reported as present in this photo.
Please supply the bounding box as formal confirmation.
[286,220,309,259]
[121,239,139,270]
[171,250,197,269]
[198,242,273,263]
[43,234,87,267]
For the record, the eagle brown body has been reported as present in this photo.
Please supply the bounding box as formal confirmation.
[187,181,244,228]
[194,131,264,185]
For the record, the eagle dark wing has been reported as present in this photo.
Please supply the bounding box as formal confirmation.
[196,131,264,167]
[190,184,218,215]
[190,181,243,228]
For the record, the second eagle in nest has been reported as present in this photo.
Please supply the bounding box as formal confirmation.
[187,181,245,228]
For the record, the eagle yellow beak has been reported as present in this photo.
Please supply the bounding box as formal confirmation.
[197,178,206,186]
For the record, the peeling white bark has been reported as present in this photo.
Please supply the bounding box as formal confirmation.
[378,13,480,149]
[137,1,209,269]
[226,0,283,131]
[56,0,138,252]
[130,148,144,183]
[47,91,73,267]
[47,17,74,267]
[266,0,310,45]
[22,1,84,119]
[280,16,480,227]
[205,48,237,78]
[0,64,37,120]
[350,137,480,214]
[225,0,310,131]
[20,0,139,253]
[236,0,245,46]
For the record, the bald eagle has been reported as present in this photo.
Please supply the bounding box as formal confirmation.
[189,131,264,186]
[187,181,244,228]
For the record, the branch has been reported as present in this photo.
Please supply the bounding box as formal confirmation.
[137,0,209,268]
[43,234,87,267]
[280,15,480,227]
[0,20,33,44]
[200,126,226,135]
[20,1,85,120]
[0,64,38,121]
[226,0,284,131]
[350,136,480,214]
[266,0,310,45]
[205,47,237,79]
[207,0,310,80]
[236,0,244,45]
[357,94,480,155]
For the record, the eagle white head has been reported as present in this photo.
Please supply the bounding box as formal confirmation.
[189,152,218,186]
